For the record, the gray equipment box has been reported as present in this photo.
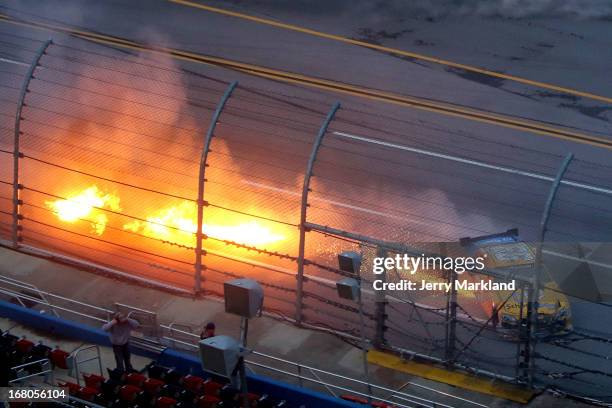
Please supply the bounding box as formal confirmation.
[199,335,241,378]
[224,279,264,318]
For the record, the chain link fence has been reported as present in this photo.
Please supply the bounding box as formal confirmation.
[2,27,612,403]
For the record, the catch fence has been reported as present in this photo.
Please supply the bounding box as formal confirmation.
[1,28,612,403]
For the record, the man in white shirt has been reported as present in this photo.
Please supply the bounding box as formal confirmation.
[102,312,139,372]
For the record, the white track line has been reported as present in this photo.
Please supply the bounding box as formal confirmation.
[333,131,612,196]
[0,57,28,66]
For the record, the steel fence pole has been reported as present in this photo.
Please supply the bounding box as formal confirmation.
[527,152,574,388]
[357,281,372,402]
[195,81,238,293]
[516,282,526,382]
[374,245,387,348]
[12,39,52,248]
[296,102,340,324]
[441,242,458,363]
[446,269,458,363]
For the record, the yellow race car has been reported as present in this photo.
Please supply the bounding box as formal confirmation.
[461,229,572,335]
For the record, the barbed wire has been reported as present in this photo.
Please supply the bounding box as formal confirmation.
[23,155,195,201]
[22,104,201,149]
[23,216,193,266]
[560,329,612,344]
[20,225,193,279]
[41,53,221,98]
[48,41,230,89]
[549,341,612,361]
[36,63,220,112]
[3,28,612,190]
[3,29,612,400]
[535,353,612,379]
[205,266,295,295]
[309,186,503,238]
[21,151,300,227]
[22,119,200,164]
[21,130,199,179]
[307,203,454,241]
[23,186,298,259]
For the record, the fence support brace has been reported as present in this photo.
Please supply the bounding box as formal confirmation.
[296,102,340,325]
[12,39,52,248]
[195,81,238,293]
[526,152,574,387]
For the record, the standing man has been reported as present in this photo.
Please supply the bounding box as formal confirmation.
[102,312,139,372]
[491,302,499,330]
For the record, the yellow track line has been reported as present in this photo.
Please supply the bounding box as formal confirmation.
[1,13,611,151]
[169,0,612,106]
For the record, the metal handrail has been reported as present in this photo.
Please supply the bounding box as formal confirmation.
[0,276,112,316]
[0,288,108,323]
[0,274,483,408]
[307,367,337,398]
[72,345,103,386]
[168,322,194,333]
[159,324,469,408]
[245,360,430,408]
[0,276,60,317]
[9,358,52,384]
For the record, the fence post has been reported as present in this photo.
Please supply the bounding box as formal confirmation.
[442,243,457,363]
[516,282,527,382]
[374,245,387,348]
[295,102,340,325]
[12,39,52,248]
[195,81,238,293]
[526,152,574,387]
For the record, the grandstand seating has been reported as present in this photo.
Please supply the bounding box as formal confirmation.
[1,329,288,407]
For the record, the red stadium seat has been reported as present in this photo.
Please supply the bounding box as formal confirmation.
[77,386,99,401]
[244,393,260,404]
[340,395,395,408]
[15,338,34,354]
[197,395,221,408]
[144,377,166,394]
[126,372,147,387]
[203,380,223,396]
[371,402,395,408]
[59,381,81,395]
[156,396,178,408]
[83,373,105,390]
[119,384,142,402]
[182,375,205,394]
[50,348,70,369]
[5,402,28,408]
[340,395,369,404]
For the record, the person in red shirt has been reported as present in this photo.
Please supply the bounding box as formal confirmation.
[200,322,216,340]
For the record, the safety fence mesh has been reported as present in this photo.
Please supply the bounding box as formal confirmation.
[1,27,612,403]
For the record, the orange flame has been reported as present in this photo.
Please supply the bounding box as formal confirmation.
[45,186,121,235]
[124,201,284,248]
[47,186,284,248]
